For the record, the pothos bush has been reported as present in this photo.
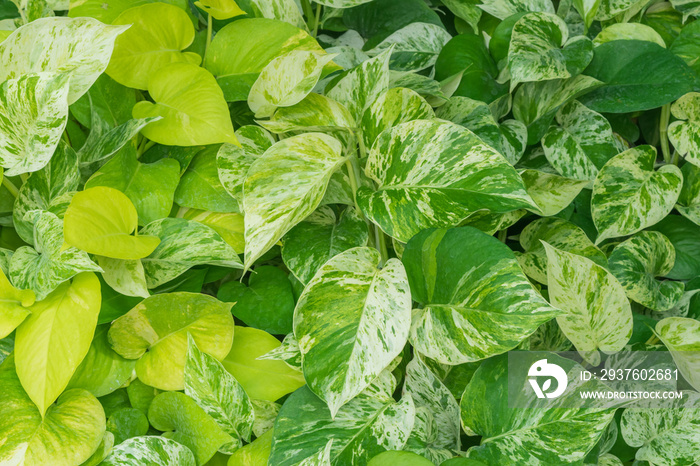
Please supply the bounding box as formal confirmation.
[0,0,700,464]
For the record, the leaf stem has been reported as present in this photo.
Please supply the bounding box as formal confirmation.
[375,225,389,266]
[301,0,314,26]
[206,14,213,56]
[497,228,508,243]
[659,103,672,164]
[313,3,322,37]
[2,176,19,198]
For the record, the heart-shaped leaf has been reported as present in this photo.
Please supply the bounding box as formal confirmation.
[655,317,700,391]
[194,0,246,20]
[668,92,700,167]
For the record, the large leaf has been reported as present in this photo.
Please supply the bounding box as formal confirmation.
[107,292,234,390]
[0,356,106,466]
[403,227,560,364]
[15,272,101,414]
[64,186,161,260]
[356,119,536,243]
[0,17,127,104]
[655,317,700,391]
[544,242,633,365]
[0,73,70,177]
[132,63,238,146]
[591,146,682,243]
[243,132,345,269]
[101,436,196,466]
[294,247,411,416]
[668,91,700,167]
[106,2,200,90]
[269,386,415,466]
[366,23,452,72]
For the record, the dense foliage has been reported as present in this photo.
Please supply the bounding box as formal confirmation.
[0,0,699,465]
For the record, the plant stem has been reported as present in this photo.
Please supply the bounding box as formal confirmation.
[313,3,322,37]
[659,103,672,164]
[497,228,508,243]
[62,129,72,146]
[2,176,19,198]
[301,0,314,25]
[206,14,213,56]
[646,334,660,345]
[375,225,388,266]
[345,157,361,212]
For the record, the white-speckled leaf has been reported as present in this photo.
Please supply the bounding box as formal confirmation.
[257,332,302,371]
[294,247,411,416]
[520,169,589,216]
[249,51,336,118]
[596,0,652,20]
[101,436,196,466]
[655,317,700,391]
[0,17,127,104]
[670,0,700,20]
[677,162,700,226]
[591,146,682,244]
[243,132,345,269]
[403,227,560,365]
[608,232,684,312]
[260,93,356,136]
[357,119,537,242]
[668,92,700,168]
[216,144,260,206]
[97,256,149,299]
[250,0,307,30]
[298,440,333,466]
[77,115,158,165]
[478,0,555,19]
[367,23,452,72]
[0,73,69,177]
[269,386,415,466]
[544,242,633,365]
[314,0,373,7]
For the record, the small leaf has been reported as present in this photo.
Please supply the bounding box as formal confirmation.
[101,436,196,466]
[194,0,245,20]
[668,92,700,168]
[367,23,452,72]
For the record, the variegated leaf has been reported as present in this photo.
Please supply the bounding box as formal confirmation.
[573,0,602,28]
[0,73,69,177]
[544,242,633,365]
[77,116,158,166]
[9,211,101,301]
[404,227,560,364]
[462,353,617,465]
[294,247,411,416]
[96,256,149,299]
[251,399,280,437]
[541,100,621,181]
[357,119,536,242]
[101,436,196,466]
[249,51,336,118]
[140,217,243,288]
[250,0,307,30]
[668,92,700,168]
[269,386,415,466]
[460,209,526,236]
[677,162,700,226]
[367,23,452,72]
[243,132,345,269]
[670,0,700,20]
[0,17,127,104]
[402,357,460,463]
[442,0,481,33]
[655,317,700,391]
[314,0,373,7]
[596,0,652,20]
[591,146,682,244]
[520,169,589,216]
[608,232,684,312]
[258,332,302,371]
[621,392,700,466]
[298,440,333,466]
[282,206,368,284]
[261,93,356,136]
[217,144,260,206]
[477,0,555,19]
[593,23,666,47]
[516,217,607,285]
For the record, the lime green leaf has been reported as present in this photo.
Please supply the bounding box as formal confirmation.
[81,431,115,466]
[132,63,238,146]
[176,146,240,213]
[520,169,589,216]
[367,23,452,72]
[101,436,196,466]
[15,272,101,414]
[106,408,149,444]
[106,3,200,90]
[608,232,684,312]
[0,17,127,104]
[594,23,666,47]
[655,317,700,391]
[591,146,682,243]
[403,227,560,364]
[243,132,345,269]
[544,242,633,365]
[0,356,106,466]
[668,92,700,167]
[269,386,415,465]
[64,186,161,260]
[368,451,433,466]
[9,211,102,300]
[677,162,700,225]
[0,268,34,340]
[107,292,234,390]
[184,334,254,444]
[140,217,243,288]
[0,73,70,177]
[295,247,412,416]
[195,0,245,20]
[227,429,273,466]
[357,120,536,242]
[179,208,245,254]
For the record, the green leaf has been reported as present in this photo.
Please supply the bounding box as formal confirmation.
[249,0,307,30]
[668,92,700,167]
[221,326,305,402]
[179,208,245,254]
[107,292,234,390]
[366,23,452,72]
[478,0,555,19]
[544,242,633,365]
[205,18,334,101]
[591,146,682,243]
[670,20,700,76]
[0,356,106,466]
[227,429,273,466]
[368,451,433,466]
[580,40,699,113]
[356,120,536,242]
[670,0,700,20]
[194,0,245,20]
[64,186,161,260]
[132,63,238,147]
[106,408,149,444]
[593,23,666,47]
[101,436,197,466]
[70,73,136,129]
[76,116,157,167]
[243,132,345,269]
[0,17,127,104]
[648,215,700,280]
[248,50,336,118]
[85,148,180,226]
[403,227,560,364]
[461,353,617,465]
[218,265,295,334]
[269,386,415,466]
[655,317,700,391]
[0,267,34,340]
[520,169,589,216]
[176,146,240,214]
[184,334,254,444]
[97,256,149,299]
[260,92,356,136]
[15,272,101,414]
[608,231,684,312]
[677,162,700,225]
[140,217,243,288]
[9,211,102,300]
[0,73,70,177]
